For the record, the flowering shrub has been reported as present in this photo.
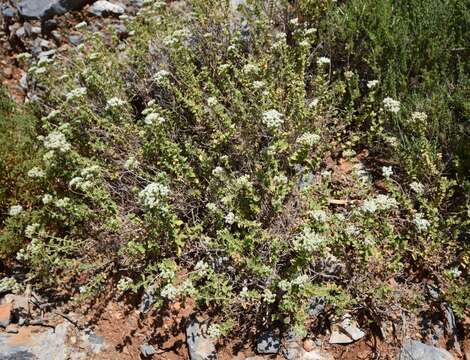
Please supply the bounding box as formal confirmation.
[0,0,468,340]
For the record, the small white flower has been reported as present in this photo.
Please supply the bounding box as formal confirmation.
[367,80,379,89]
[411,111,427,122]
[317,57,330,66]
[25,223,40,238]
[413,213,430,232]
[262,288,276,304]
[124,157,140,170]
[225,212,235,225]
[55,197,70,208]
[117,277,133,292]
[344,71,354,79]
[212,166,224,177]
[44,131,71,152]
[207,97,218,106]
[346,225,360,236]
[65,87,87,101]
[252,81,265,89]
[106,97,126,108]
[362,198,378,213]
[262,109,284,129]
[28,167,45,178]
[382,166,393,178]
[9,205,23,216]
[160,283,179,300]
[308,98,319,108]
[207,324,222,339]
[305,28,317,35]
[154,70,170,82]
[242,63,260,74]
[383,97,401,113]
[195,260,209,272]
[297,132,320,147]
[42,194,53,205]
[289,17,299,25]
[144,112,165,125]
[311,209,327,222]
[139,182,170,209]
[292,274,309,287]
[410,181,425,195]
[448,267,462,279]
[293,227,326,252]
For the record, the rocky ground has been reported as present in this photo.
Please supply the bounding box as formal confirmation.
[0,1,469,359]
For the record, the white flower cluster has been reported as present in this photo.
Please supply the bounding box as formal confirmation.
[382,166,393,178]
[212,166,224,177]
[55,197,70,208]
[292,274,309,287]
[207,97,218,107]
[411,111,427,122]
[106,97,126,109]
[139,182,170,209]
[383,97,401,113]
[160,279,195,300]
[252,81,265,89]
[42,194,53,204]
[296,132,320,147]
[362,194,398,213]
[413,213,430,232]
[144,112,166,125]
[117,277,133,292]
[28,167,45,178]
[263,288,276,303]
[65,87,87,101]
[160,283,179,299]
[242,63,260,74]
[25,223,40,238]
[317,57,330,66]
[262,109,284,129]
[367,80,379,89]
[9,205,23,216]
[353,162,371,184]
[410,181,425,194]
[308,98,319,109]
[224,212,235,225]
[293,227,326,252]
[69,165,99,191]
[154,70,170,82]
[207,324,222,339]
[44,131,71,152]
[124,156,140,170]
[311,209,327,222]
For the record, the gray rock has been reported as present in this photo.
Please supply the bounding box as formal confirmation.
[283,341,331,360]
[338,315,365,341]
[88,1,125,17]
[0,303,12,328]
[140,344,157,357]
[399,341,454,360]
[186,318,217,360]
[0,323,69,359]
[256,330,280,354]
[308,297,325,317]
[12,0,89,20]
[68,34,83,46]
[329,315,365,344]
[1,6,18,19]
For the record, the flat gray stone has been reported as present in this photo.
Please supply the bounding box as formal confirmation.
[256,330,280,354]
[12,0,89,19]
[88,1,125,16]
[399,341,454,360]
[186,319,217,360]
